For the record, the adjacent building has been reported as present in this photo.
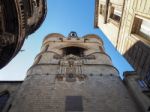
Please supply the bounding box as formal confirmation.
[94,0,150,78]
[94,0,150,111]
[0,32,140,112]
[0,0,47,68]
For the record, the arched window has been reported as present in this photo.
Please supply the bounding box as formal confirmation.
[144,69,150,88]
[99,46,104,52]
[0,91,9,111]
[34,55,42,65]
[44,44,49,52]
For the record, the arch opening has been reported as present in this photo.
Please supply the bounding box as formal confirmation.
[62,46,85,57]
[0,91,9,111]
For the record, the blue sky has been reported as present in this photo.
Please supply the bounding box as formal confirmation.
[0,0,133,80]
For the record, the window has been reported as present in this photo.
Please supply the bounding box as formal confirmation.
[0,91,9,112]
[0,19,3,33]
[108,6,121,25]
[34,55,42,64]
[144,69,150,88]
[138,69,150,96]
[32,0,37,7]
[131,16,150,42]
[66,73,76,82]
[36,0,40,7]
[99,4,105,16]
[44,45,49,52]
[99,46,104,52]
[20,4,24,10]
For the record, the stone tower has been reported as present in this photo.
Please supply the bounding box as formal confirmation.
[4,32,139,112]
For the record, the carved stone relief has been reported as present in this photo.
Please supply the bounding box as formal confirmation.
[56,54,86,82]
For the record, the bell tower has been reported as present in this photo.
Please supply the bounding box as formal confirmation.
[6,32,139,112]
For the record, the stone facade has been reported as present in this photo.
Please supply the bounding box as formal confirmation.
[94,0,150,78]
[0,0,47,68]
[94,1,150,111]
[124,71,150,112]
[0,81,22,112]
[1,32,140,112]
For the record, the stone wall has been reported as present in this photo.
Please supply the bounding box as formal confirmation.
[8,74,139,112]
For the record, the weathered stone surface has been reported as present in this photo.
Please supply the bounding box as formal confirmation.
[3,32,139,112]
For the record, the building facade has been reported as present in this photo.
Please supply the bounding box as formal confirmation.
[0,0,47,68]
[124,71,150,112]
[0,81,23,112]
[94,0,124,47]
[94,0,150,78]
[94,0,150,111]
[0,32,140,112]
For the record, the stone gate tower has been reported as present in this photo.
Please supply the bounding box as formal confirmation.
[4,32,139,112]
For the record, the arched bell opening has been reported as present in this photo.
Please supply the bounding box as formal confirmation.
[62,46,85,57]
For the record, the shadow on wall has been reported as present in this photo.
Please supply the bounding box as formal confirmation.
[123,40,150,79]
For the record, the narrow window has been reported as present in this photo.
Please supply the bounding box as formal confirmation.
[34,55,42,64]
[0,19,3,33]
[99,46,104,52]
[0,91,9,112]
[32,0,37,7]
[20,4,24,10]
[99,4,105,17]
[131,16,150,42]
[148,106,150,111]
[138,69,150,93]
[108,6,121,26]
[44,45,49,52]
[144,69,150,88]
[139,20,150,39]
[36,0,40,7]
